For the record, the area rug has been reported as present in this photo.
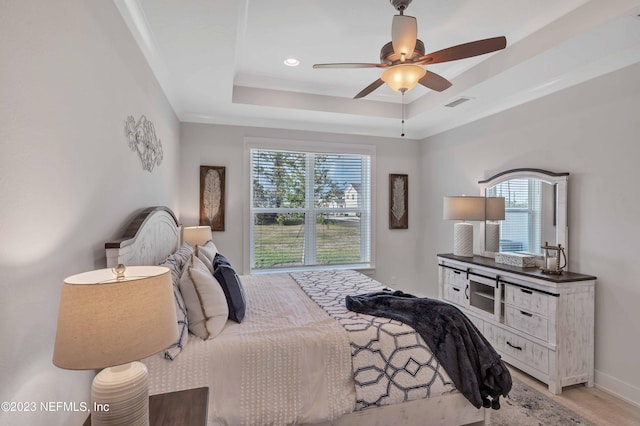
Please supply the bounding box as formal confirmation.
[485,377,596,426]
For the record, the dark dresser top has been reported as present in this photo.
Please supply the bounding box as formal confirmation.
[437,253,597,283]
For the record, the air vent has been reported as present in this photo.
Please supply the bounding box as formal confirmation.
[444,97,473,108]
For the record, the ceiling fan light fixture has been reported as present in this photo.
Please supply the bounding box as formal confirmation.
[313,0,506,100]
[381,64,426,92]
[391,15,418,60]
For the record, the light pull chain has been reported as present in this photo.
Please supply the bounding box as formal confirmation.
[401,89,406,137]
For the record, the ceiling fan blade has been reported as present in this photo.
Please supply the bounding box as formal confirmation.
[354,79,385,99]
[418,36,507,65]
[418,71,452,92]
[313,63,386,69]
[392,15,417,59]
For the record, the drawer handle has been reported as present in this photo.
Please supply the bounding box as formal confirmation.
[520,311,533,317]
[452,287,460,292]
[453,271,461,275]
[520,289,533,295]
[506,341,523,351]
[465,284,469,300]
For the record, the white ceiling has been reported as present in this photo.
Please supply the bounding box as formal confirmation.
[115,0,640,139]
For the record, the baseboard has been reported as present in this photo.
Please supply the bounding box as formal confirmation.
[595,369,640,408]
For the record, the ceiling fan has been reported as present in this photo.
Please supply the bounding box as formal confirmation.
[313,0,507,99]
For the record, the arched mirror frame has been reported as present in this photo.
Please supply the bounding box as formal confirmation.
[478,168,569,263]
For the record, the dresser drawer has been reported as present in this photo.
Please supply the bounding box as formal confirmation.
[505,306,548,341]
[444,267,468,287]
[505,285,549,317]
[445,283,467,307]
[484,323,549,374]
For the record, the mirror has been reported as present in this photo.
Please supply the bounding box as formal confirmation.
[478,169,569,261]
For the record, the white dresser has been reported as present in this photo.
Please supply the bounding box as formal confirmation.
[437,253,596,394]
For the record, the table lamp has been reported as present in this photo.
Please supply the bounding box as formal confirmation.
[443,196,485,257]
[53,265,177,426]
[485,197,506,253]
[183,225,213,247]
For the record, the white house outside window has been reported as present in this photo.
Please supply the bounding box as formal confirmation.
[249,147,372,272]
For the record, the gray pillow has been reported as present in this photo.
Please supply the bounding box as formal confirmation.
[158,243,193,360]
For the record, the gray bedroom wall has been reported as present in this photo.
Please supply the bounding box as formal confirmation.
[0,2,180,425]
[179,123,425,294]
[419,62,640,406]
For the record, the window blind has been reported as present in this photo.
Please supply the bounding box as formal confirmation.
[487,178,542,254]
[250,148,371,271]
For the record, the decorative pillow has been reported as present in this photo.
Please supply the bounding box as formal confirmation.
[179,255,229,339]
[173,242,195,267]
[212,252,231,269]
[158,243,194,360]
[197,250,214,274]
[196,240,218,265]
[213,263,246,323]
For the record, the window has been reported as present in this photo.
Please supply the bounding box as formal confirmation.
[487,178,543,254]
[249,147,371,272]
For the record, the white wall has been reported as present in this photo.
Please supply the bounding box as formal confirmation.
[179,123,425,293]
[0,1,180,425]
[419,62,640,406]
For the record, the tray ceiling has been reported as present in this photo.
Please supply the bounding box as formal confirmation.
[115,0,640,139]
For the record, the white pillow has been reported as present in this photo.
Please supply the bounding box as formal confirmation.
[179,255,228,339]
[197,250,214,274]
[196,240,218,265]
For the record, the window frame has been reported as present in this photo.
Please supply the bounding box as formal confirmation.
[244,137,376,274]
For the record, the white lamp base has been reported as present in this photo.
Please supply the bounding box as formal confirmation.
[91,362,149,426]
[485,222,501,253]
[453,222,474,257]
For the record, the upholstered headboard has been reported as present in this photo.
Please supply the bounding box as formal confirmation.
[105,206,181,267]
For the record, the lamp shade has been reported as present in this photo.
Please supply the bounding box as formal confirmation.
[381,64,426,92]
[443,196,486,221]
[183,225,212,247]
[486,197,506,221]
[53,266,177,370]
[391,15,417,59]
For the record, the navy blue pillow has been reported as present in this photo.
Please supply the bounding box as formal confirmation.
[213,264,246,323]
[213,253,231,269]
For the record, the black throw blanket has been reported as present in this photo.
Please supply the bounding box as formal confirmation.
[345,290,512,409]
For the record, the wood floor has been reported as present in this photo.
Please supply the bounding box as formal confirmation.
[509,367,640,426]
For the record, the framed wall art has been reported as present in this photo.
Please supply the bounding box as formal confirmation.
[199,166,226,231]
[389,174,408,229]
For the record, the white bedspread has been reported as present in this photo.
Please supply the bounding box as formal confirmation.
[144,273,355,425]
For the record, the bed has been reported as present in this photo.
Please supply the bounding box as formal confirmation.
[105,206,487,426]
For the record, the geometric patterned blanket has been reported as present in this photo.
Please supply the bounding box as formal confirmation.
[290,269,456,410]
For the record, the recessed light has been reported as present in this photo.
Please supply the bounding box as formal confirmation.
[283,58,300,67]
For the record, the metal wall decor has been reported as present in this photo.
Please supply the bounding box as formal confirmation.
[199,166,226,231]
[389,174,408,229]
[125,115,163,172]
